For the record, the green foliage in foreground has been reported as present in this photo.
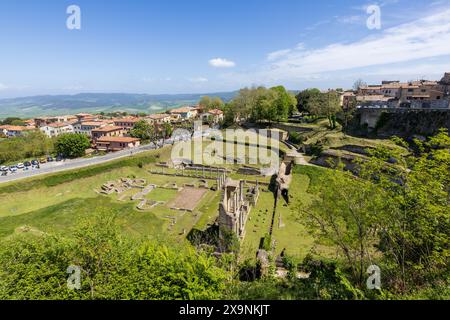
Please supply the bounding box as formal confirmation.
[296,129,450,296]
[0,131,54,164]
[0,210,227,300]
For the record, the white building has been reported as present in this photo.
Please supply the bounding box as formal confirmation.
[73,121,111,137]
[40,122,74,137]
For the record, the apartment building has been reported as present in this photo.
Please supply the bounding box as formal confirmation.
[113,117,140,130]
[146,113,171,125]
[73,121,112,137]
[40,122,74,137]
[91,126,127,142]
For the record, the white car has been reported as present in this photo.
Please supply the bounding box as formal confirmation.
[17,163,24,169]
[0,166,8,171]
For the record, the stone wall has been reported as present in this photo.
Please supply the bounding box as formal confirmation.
[358,108,450,137]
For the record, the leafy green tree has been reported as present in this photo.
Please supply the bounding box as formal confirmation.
[0,117,23,125]
[162,122,173,139]
[251,88,277,124]
[359,130,450,293]
[55,133,90,158]
[297,165,389,287]
[296,88,322,113]
[308,90,341,128]
[130,120,156,142]
[270,86,297,121]
[199,96,224,111]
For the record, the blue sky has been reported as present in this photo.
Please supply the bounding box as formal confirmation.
[0,0,450,98]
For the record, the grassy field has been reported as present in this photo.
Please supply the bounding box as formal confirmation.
[0,139,262,244]
[0,135,336,263]
[240,164,334,263]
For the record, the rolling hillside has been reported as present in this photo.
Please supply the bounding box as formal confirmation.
[0,91,237,118]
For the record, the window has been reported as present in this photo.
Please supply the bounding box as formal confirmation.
[437,96,441,100]
[408,89,414,92]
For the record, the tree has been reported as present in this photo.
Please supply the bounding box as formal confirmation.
[229,87,261,120]
[353,79,367,92]
[297,166,389,287]
[0,117,23,125]
[0,210,228,300]
[308,90,341,129]
[296,88,321,113]
[0,131,54,164]
[270,86,297,121]
[55,133,90,158]
[298,130,449,294]
[342,95,357,133]
[199,96,224,111]
[358,130,450,292]
[130,120,156,142]
[162,122,173,139]
[251,88,277,124]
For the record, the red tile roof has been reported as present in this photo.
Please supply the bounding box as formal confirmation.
[92,126,124,133]
[96,136,140,143]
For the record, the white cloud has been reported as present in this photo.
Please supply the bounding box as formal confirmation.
[267,49,291,61]
[0,83,8,91]
[208,58,236,68]
[227,9,450,84]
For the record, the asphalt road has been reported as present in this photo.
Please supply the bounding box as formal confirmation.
[0,137,187,185]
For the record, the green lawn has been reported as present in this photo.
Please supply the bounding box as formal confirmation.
[0,196,164,240]
[240,164,336,263]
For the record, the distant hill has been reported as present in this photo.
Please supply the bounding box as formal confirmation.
[0,92,237,118]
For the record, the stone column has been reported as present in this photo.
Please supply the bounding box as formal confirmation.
[239,180,244,202]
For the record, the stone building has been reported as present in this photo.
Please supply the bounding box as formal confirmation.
[218,178,259,239]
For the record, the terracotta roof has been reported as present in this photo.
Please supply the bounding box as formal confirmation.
[207,109,224,115]
[80,121,107,127]
[92,126,124,133]
[147,114,170,120]
[0,125,32,131]
[113,117,140,123]
[169,107,195,113]
[96,136,140,143]
[47,122,73,128]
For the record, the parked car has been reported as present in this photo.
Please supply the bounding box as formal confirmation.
[0,166,8,171]
[47,157,54,162]
[16,163,24,169]
[55,156,63,162]
[9,166,17,173]
[40,158,47,163]
[31,159,39,166]
[24,161,32,167]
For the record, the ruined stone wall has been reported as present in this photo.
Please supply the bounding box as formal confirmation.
[358,108,450,137]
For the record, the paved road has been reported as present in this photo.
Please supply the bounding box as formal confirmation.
[0,136,190,185]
